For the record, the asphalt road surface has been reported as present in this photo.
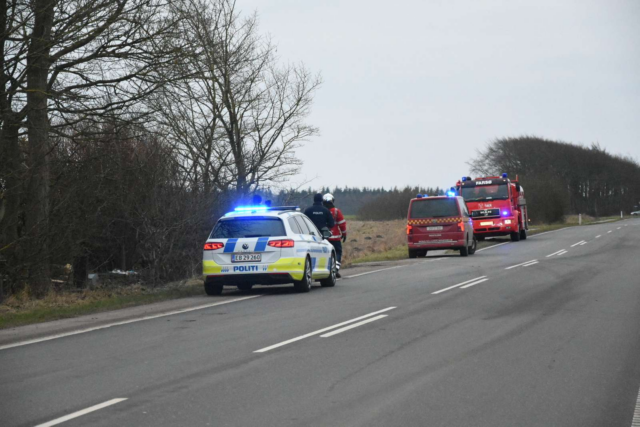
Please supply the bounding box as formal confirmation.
[2,219,640,427]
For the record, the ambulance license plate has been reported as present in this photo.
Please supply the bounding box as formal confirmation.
[427,226,443,231]
[480,221,494,226]
[232,254,261,262]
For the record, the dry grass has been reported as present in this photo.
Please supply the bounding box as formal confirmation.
[0,278,204,329]
[343,220,407,266]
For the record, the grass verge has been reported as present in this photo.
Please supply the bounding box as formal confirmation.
[0,279,204,330]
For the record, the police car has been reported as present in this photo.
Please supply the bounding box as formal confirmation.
[202,206,337,295]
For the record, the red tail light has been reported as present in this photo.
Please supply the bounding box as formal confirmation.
[268,239,295,248]
[204,242,224,250]
[406,224,413,235]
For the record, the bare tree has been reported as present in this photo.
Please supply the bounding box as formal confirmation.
[153,0,321,200]
[1,0,180,296]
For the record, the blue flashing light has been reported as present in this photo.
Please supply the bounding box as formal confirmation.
[234,206,269,212]
[462,176,467,182]
[502,210,510,216]
[502,173,508,178]
[447,191,456,197]
[416,194,423,198]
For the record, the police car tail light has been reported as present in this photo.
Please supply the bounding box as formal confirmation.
[204,242,224,250]
[406,224,413,235]
[267,239,295,248]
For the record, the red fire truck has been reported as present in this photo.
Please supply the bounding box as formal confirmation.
[455,173,529,242]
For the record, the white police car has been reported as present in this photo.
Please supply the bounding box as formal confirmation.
[203,206,337,295]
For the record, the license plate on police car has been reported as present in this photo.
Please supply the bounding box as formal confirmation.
[232,254,261,262]
[427,226,443,231]
[480,221,493,226]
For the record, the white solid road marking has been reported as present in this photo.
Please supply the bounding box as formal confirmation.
[0,295,261,351]
[320,315,388,338]
[505,260,537,270]
[546,250,565,258]
[632,387,640,427]
[460,278,489,289]
[432,276,487,294]
[35,398,127,427]
[344,266,402,279]
[571,240,586,247]
[523,261,539,267]
[254,307,397,353]
[528,228,568,238]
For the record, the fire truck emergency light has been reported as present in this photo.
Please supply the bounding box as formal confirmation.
[502,173,508,178]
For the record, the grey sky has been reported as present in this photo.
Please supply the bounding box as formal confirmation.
[241,0,639,190]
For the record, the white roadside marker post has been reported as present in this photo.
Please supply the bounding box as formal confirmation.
[579,213,582,225]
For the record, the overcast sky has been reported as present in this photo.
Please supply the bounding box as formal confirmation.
[240,0,639,191]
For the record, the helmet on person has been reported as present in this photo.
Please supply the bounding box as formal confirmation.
[322,193,334,203]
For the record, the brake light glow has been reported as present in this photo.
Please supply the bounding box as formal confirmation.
[267,239,295,248]
[204,242,224,250]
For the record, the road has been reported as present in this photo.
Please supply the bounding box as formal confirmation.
[2,219,640,426]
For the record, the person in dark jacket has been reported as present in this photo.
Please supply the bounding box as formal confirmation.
[304,193,335,235]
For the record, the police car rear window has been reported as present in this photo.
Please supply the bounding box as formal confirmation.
[210,218,286,238]
[410,199,460,218]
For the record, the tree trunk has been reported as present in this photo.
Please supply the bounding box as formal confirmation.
[25,0,56,297]
[0,114,22,249]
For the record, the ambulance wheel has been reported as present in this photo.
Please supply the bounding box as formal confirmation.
[468,237,477,255]
[510,231,521,242]
[237,284,253,292]
[294,257,312,293]
[408,249,418,259]
[520,228,527,240]
[204,281,223,296]
[460,238,470,257]
[320,254,337,287]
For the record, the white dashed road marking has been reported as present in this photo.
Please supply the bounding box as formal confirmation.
[320,315,388,338]
[35,398,128,427]
[546,250,565,258]
[432,276,487,294]
[460,278,489,289]
[505,260,537,270]
[571,240,586,247]
[254,307,396,353]
[523,261,539,267]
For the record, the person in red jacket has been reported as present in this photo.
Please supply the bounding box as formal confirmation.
[322,193,347,278]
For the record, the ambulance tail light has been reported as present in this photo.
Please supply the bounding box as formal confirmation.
[457,221,464,232]
[406,224,413,235]
[268,239,295,248]
[204,242,224,251]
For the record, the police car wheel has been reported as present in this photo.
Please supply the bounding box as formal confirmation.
[204,281,223,296]
[237,284,253,292]
[294,258,312,293]
[321,255,337,287]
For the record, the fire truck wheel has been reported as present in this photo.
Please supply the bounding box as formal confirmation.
[519,228,527,240]
[408,249,418,259]
[510,231,521,242]
[468,237,477,255]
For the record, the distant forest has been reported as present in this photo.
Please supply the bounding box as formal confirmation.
[258,187,445,216]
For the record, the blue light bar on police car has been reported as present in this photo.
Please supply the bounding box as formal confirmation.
[234,206,269,212]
